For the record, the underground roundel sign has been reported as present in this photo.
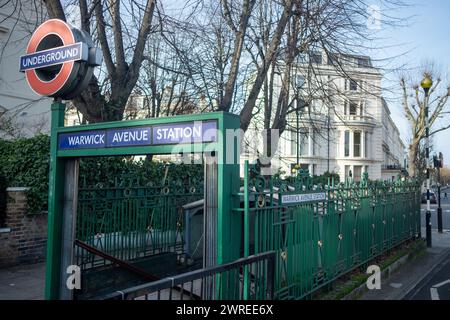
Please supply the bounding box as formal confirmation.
[20,19,102,100]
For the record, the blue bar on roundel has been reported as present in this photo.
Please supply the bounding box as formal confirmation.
[19,42,87,72]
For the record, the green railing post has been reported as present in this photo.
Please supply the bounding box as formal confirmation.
[45,100,66,300]
[243,160,249,299]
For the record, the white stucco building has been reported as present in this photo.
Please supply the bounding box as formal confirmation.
[0,1,50,138]
[243,51,406,182]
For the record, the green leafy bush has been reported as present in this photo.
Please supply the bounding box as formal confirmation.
[312,171,340,185]
[79,157,203,187]
[0,134,50,214]
[0,175,7,226]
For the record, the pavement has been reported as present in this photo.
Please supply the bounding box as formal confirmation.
[359,186,450,300]
[358,228,450,300]
[404,248,450,300]
[0,262,45,300]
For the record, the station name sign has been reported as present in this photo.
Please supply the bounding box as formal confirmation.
[281,192,327,205]
[58,120,217,150]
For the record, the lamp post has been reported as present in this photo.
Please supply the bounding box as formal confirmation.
[296,98,300,166]
[421,74,433,247]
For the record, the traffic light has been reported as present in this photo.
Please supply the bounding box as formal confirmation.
[433,154,443,168]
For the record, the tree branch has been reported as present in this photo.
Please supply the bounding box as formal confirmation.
[94,0,116,76]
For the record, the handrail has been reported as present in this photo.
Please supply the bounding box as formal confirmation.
[75,239,201,300]
[98,250,276,300]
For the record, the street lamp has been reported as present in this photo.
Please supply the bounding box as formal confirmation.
[421,74,433,247]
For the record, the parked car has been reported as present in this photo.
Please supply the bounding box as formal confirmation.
[421,192,437,204]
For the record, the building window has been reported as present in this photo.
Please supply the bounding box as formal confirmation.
[299,129,308,156]
[354,131,361,157]
[0,26,9,42]
[310,52,322,64]
[354,166,362,182]
[365,132,369,158]
[327,54,339,65]
[300,164,309,171]
[290,130,297,156]
[345,165,351,179]
[344,131,350,157]
[297,53,308,64]
[349,102,358,115]
[290,129,308,156]
[357,58,370,68]
[349,79,358,91]
[295,75,305,88]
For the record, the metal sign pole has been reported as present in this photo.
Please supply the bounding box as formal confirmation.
[45,100,66,299]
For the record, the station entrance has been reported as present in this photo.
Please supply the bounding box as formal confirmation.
[44,102,241,300]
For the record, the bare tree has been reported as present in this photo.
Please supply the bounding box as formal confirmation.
[41,0,157,122]
[400,69,450,177]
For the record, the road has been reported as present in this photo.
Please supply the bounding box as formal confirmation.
[420,186,450,230]
[405,186,450,300]
[404,252,450,300]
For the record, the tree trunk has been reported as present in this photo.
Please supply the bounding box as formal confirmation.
[408,140,419,177]
[239,0,293,131]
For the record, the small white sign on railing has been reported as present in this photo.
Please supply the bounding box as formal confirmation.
[281,192,327,205]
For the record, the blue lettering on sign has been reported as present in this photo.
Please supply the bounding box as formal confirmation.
[106,127,151,147]
[153,121,217,144]
[59,130,106,150]
[20,42,87,72]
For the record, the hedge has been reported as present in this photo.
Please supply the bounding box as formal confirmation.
[0,134,51,214]
[0,175,7,226]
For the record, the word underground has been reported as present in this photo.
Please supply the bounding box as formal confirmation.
[20,43,83,71]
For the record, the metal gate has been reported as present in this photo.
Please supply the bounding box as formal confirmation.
[236,161,421,300]
[75,171,203,270]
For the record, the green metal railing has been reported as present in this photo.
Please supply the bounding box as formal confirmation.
[75,173,203,270]
[99,251,276,300]
[235,161,421,300]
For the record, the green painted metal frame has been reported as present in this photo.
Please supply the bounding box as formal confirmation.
[45,101,240,299]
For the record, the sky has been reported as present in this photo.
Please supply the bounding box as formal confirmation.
[370,0,450,165]
[65,0,450,163]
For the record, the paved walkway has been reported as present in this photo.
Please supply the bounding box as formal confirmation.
[0,262,45,300]
[359,229,450,300]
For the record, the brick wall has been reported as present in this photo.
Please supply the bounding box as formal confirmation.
[0,188,47,267]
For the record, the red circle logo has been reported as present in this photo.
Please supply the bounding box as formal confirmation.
[24,19,76,97]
